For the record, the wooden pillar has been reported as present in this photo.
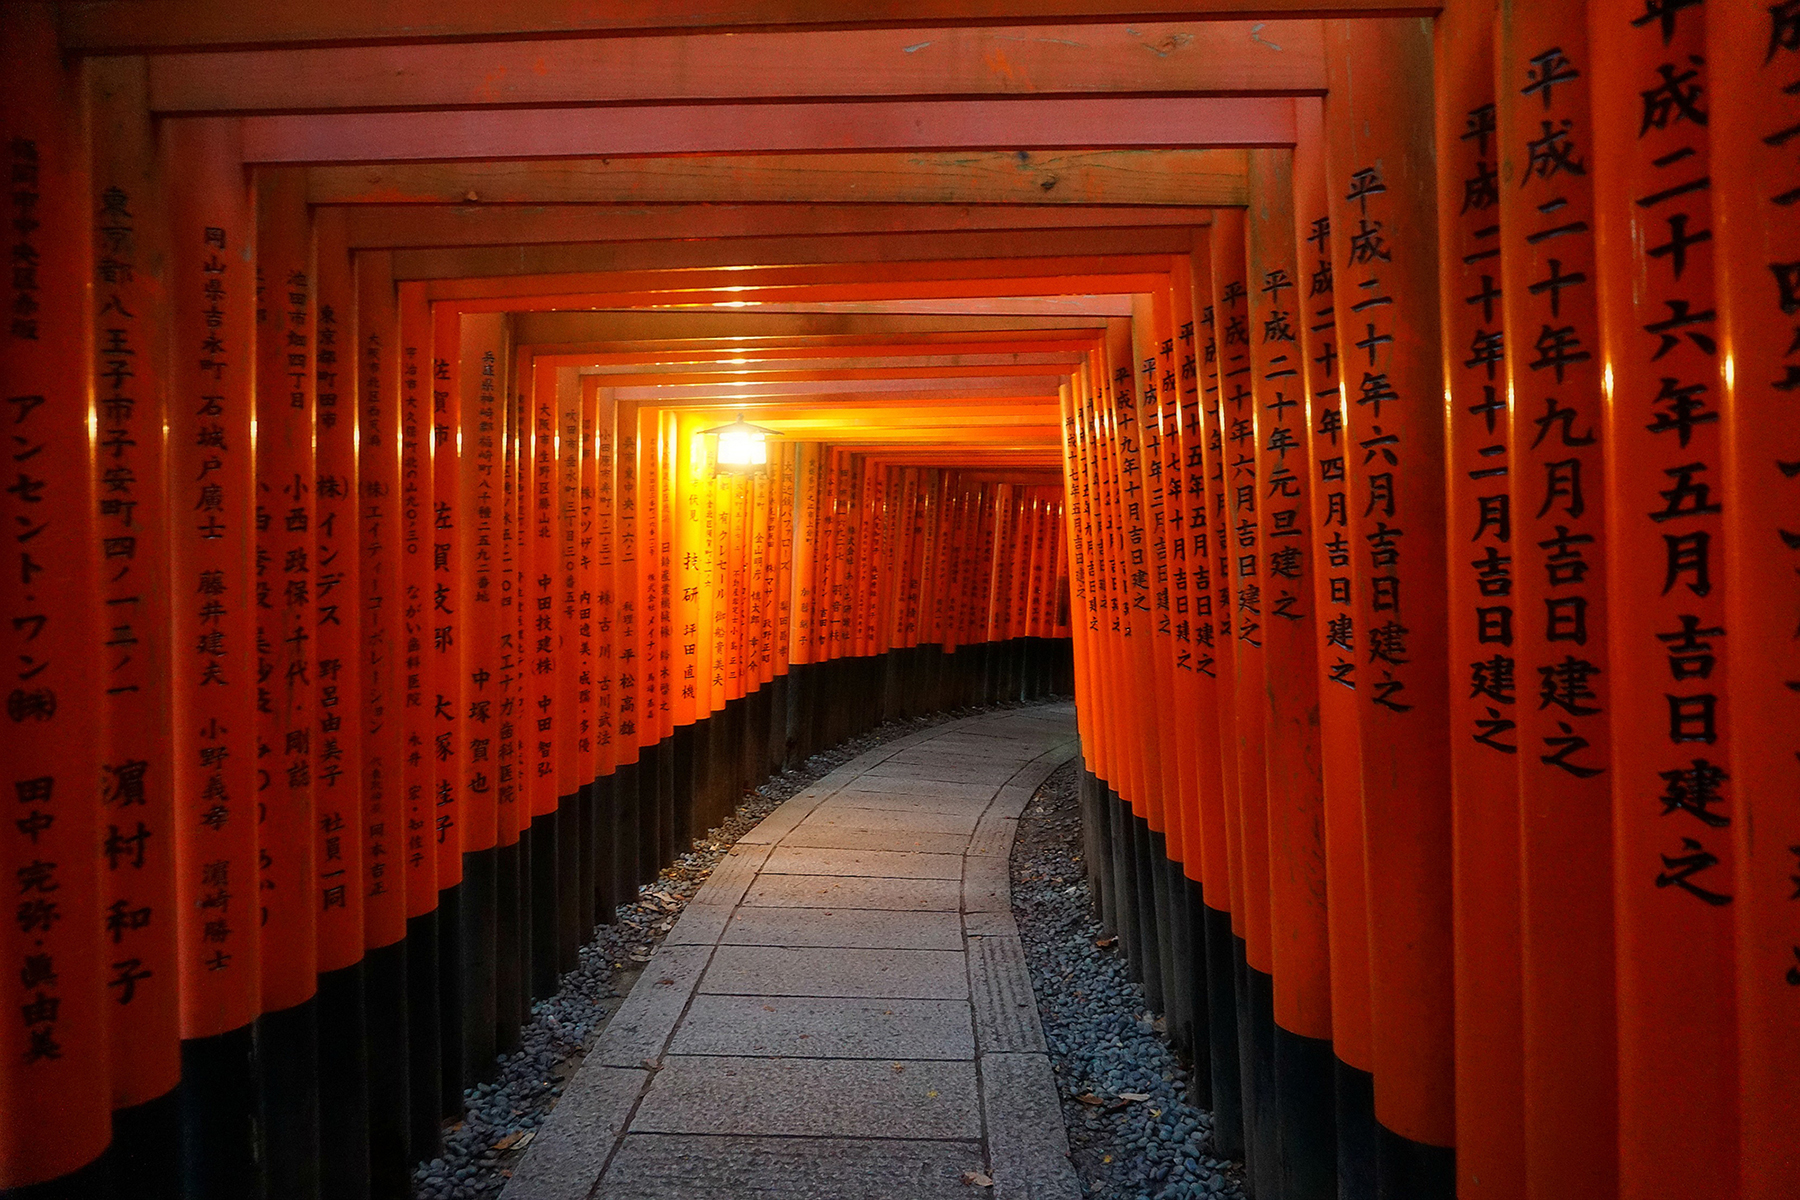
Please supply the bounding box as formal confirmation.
[1171,255,1225,1108]
[1212,206,1280,1188]
[427,301,464,1114]
[251,167,322,1200]
[162,115,264,1198]
[1494,5,1619,1196]
[396,278,440,1155]
[1324,17,1457,1193]
[311,203,368,1200]
[1589,3,1737,1196]
[457,312,506,1086]
[1293,94,1379,1199]
[1436,0,1529,1195]
[0,6,108,1192]
[85,51,182,1190]
[1248,145,1338,1200]
[1193,241,1247,1162]
[354,247,410,1192]
[1711,6,1800,1195]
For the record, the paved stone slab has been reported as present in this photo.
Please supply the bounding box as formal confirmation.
[499,1066,648,1200]
[691,842,774,907]
[776,823,971,854]
[968,935,1046,1054]
[701,944,969,999]
[982,1053,1081,1200]
[760,845,965,880]
[668,994,974,1059]
[834,776,997,799]
[741,873,965,911]
[794,806,982,836]
[631,1056,981,1139]
[588,943,714,1068]
[820,788,993,816]
[720,905,963,950]
[597,1134,986,1200]
[861,761,1022,786]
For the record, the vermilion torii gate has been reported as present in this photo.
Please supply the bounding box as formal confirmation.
[2,3,1795,1199]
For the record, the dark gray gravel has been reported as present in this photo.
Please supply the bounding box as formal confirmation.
[1012,760,1246,1200]
[412,704,1038,1199]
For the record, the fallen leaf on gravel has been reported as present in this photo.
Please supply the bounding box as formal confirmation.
[492,1131,524,1152]
[1094,936,1117,948]
[1117,1092,1151,1102]
[1076,1093,1106,1106]
[512,1132,534,1151]
[960,1171,994,1188]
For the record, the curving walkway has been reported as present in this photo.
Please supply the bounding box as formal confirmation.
[503,703,1081,1200]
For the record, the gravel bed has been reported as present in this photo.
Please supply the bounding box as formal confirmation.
[1012,760,1247,1200]
[413,702,1042,1200]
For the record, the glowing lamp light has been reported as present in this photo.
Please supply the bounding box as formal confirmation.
[702,413,774,473]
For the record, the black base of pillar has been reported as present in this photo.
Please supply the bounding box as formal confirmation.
[528,809,559,999]
[1183,877,1213,1109]
[494,839,524,1053]
[1377,1122,1455,1200]
[257,997,321,1200]
[405,908,442,1160]
[108,1083,182,1200]
[1335,1057,1378,1200]
[1247,967,1279,1200]
[461,848,498,1086]
[1202,906,1243,1161]
[364,938,411,1200]
[181,1023,261,1200]
[318,959,371,1200]
[1273,1023,1337,1200]
[435,882,465,1119]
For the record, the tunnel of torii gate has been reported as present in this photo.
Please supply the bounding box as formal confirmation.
[0,1,1796,1199]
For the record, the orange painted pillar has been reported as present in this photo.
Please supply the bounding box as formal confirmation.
[552,366,581,967]
[1437,1,1528,1195]
[1128,295,1181,1024]
[1192,243,1247,1161]
[164,115,263,1192]
[355,247,411,1190]
[1149,288,1202,1071]
[592,386,618,781]
[1171,256,1228,1109]
[86,52,181,1173]
[457,311,506,1079]
[396,277,441,1153]
[0,7,108,1190]
[253,179,320,1159]
[1248,145,1338,1200]
[1711,7,1800,1194]
[1213,205,1281,1186]
[1324,16,1456,1191]
[1494,6,1620,1196]
[311,205,368,1197]
[1293,95,1378,1197]
[1590,3,1738,1197]
[497,352,533,1006]
[427,301,466,1111]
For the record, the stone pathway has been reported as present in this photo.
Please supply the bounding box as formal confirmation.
[502,703,1081,1200]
